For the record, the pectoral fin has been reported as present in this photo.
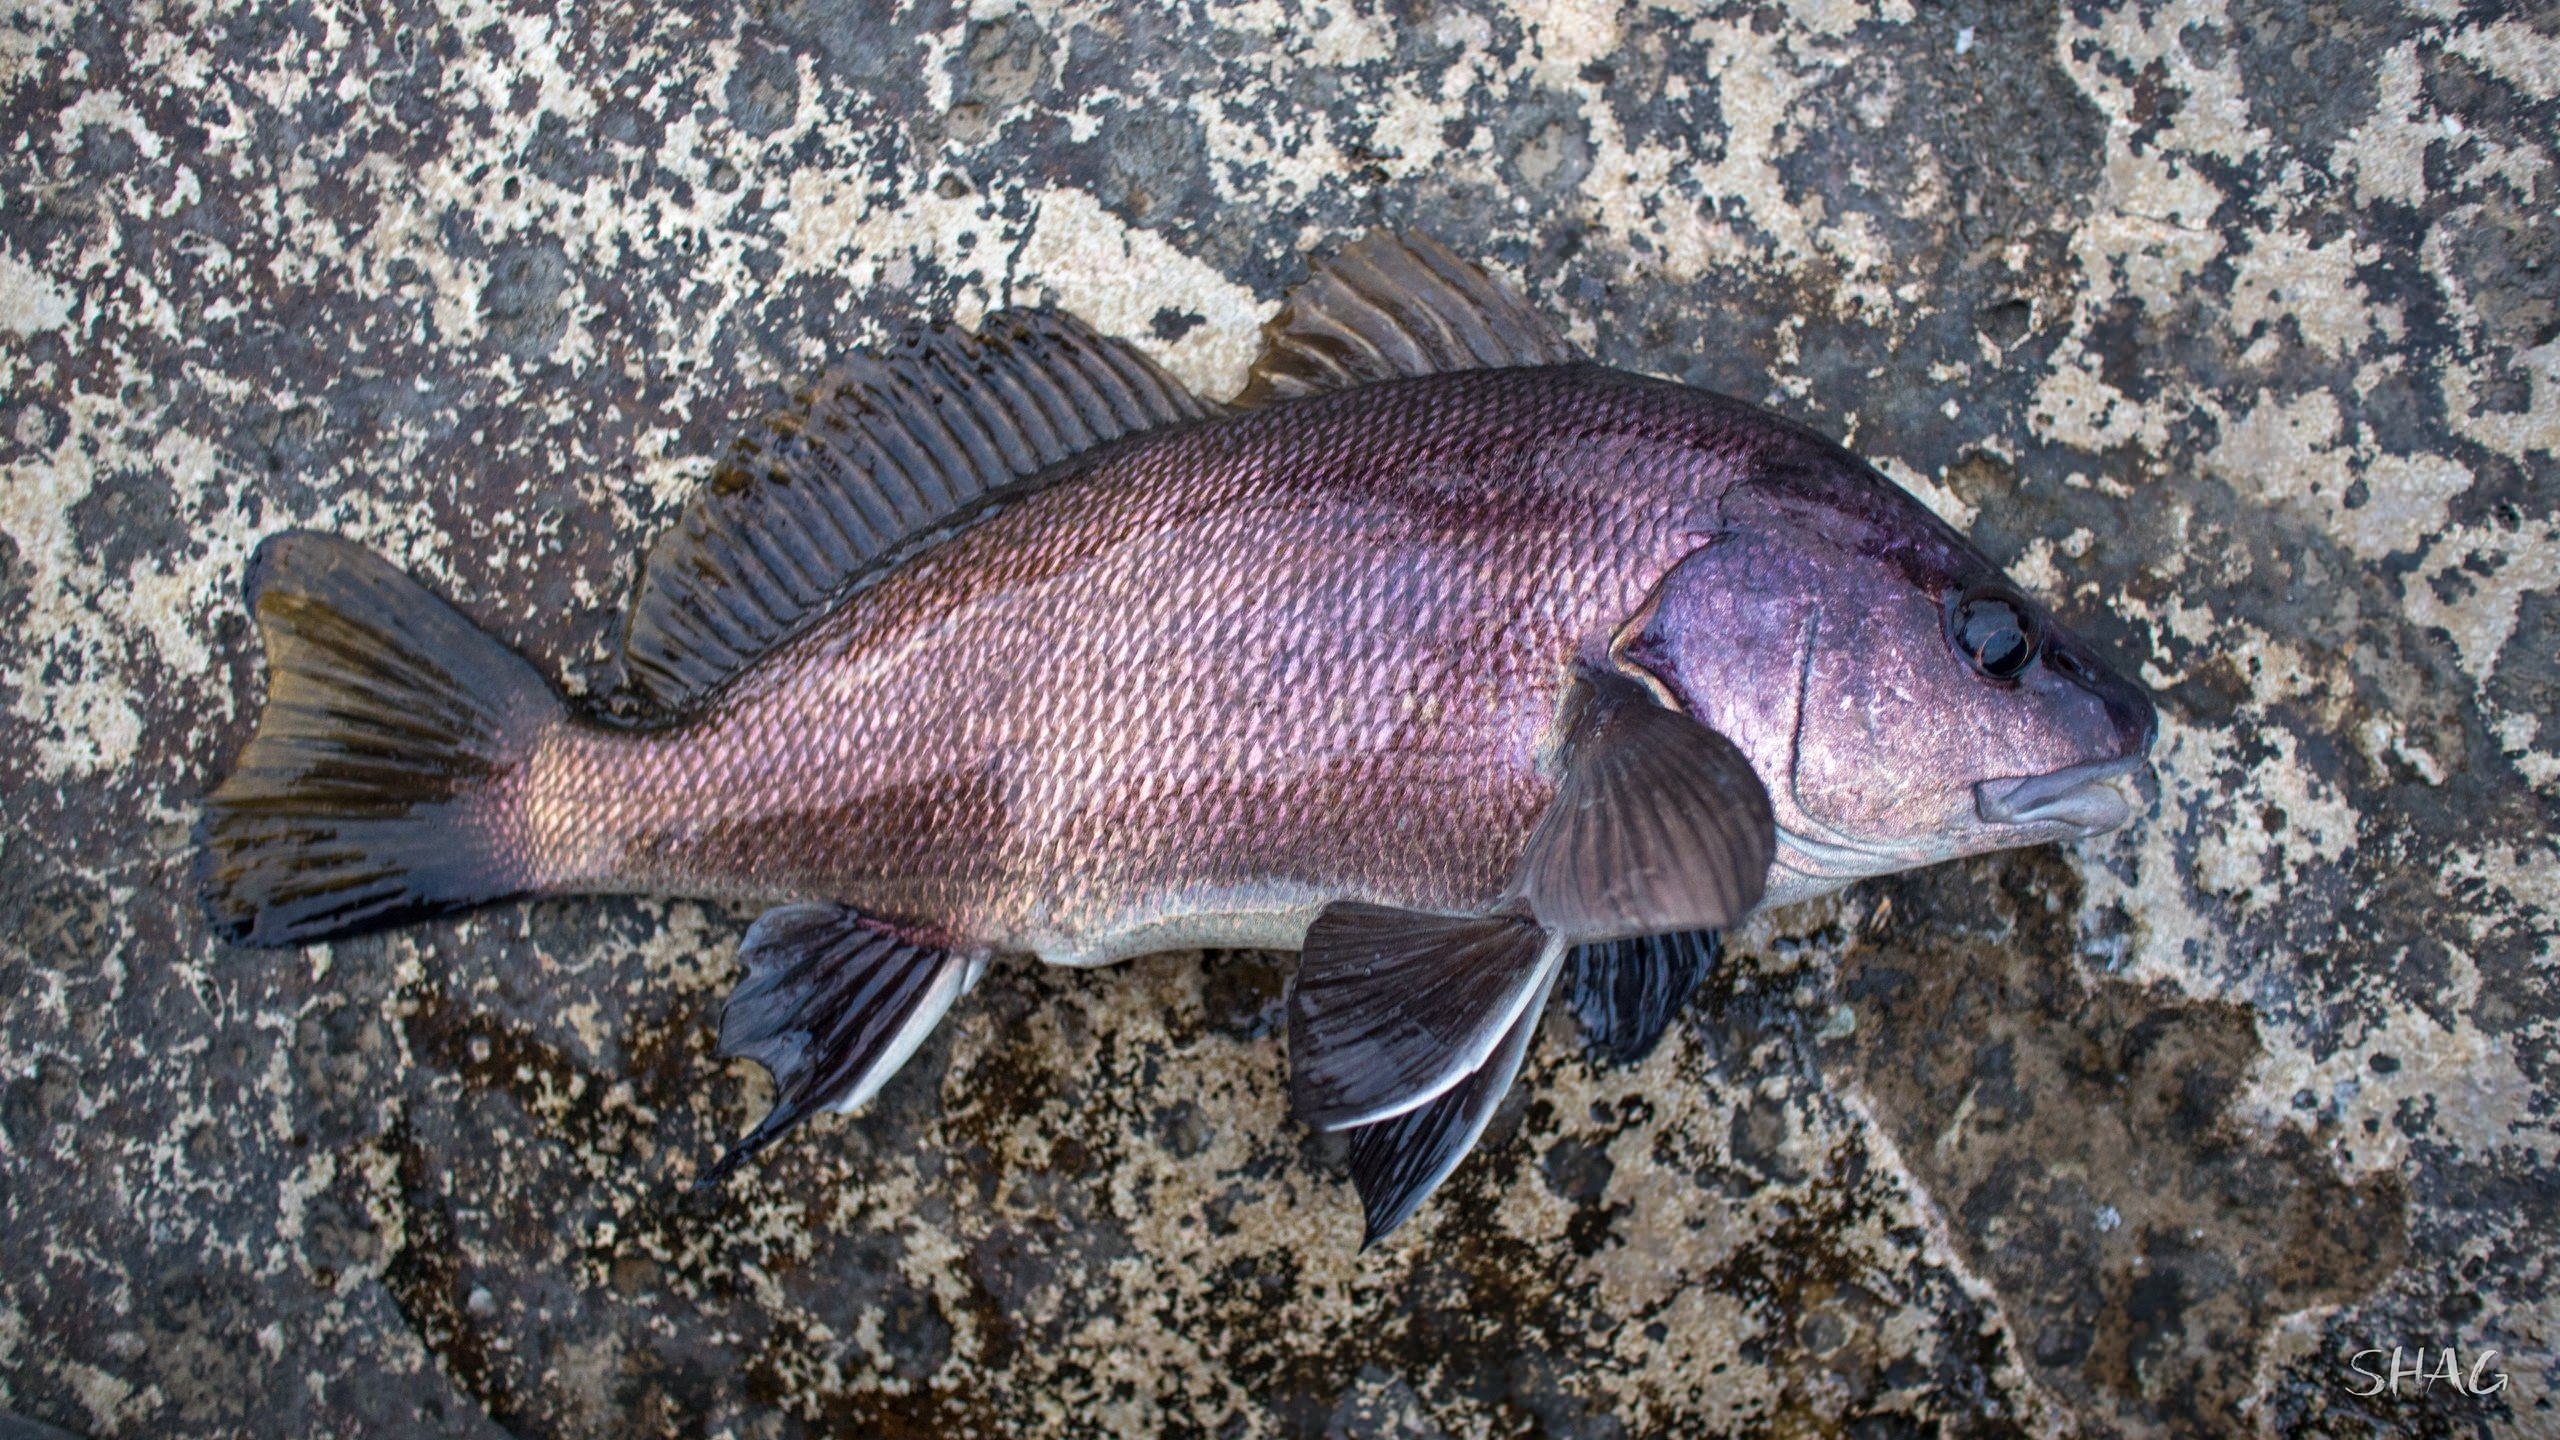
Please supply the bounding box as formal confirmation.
[697,904,982,1188]
[1345,964,1553,1246]
[1287,904,1558,1131]
[1522,668,1776,942]
[1566,929,1722,1064]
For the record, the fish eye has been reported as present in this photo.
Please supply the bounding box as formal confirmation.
[1951,591,2037,681]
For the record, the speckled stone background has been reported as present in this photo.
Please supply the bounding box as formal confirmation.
[1,0,2553,1435]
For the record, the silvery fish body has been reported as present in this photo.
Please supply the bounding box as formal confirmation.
[199,234,2154,1240]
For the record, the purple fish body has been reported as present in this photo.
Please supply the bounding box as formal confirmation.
[198,234,2154,1239]
[525,365,1767,958]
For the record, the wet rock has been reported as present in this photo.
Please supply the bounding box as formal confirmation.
[2,1,2554,1436]
[725,34,801,141]
[481,242,575,364]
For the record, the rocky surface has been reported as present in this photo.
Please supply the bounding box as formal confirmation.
[2,0,2554,1435]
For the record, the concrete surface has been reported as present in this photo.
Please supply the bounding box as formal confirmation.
[1,0,2554,1435]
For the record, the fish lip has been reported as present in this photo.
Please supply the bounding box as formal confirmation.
[1974,755,2145,835]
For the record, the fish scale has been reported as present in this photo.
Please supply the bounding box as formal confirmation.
[198,232,2152,1236]
[514,366,1730,960]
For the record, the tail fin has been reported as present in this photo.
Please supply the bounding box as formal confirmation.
[197,531,563,946]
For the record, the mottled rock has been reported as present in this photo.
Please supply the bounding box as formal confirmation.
[1,1,2554,1436]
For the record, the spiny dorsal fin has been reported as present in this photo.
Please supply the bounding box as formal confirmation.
[1233,230,1578,407]
[624,310,1217,711]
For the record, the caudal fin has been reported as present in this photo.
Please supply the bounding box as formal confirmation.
[197,531,563,946]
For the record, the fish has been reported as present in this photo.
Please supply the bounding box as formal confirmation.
[197,232,2156,1243]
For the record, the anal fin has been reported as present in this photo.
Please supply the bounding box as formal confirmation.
[1566,929,1722,1065]
[697,904,981,1188]
[1345,965,1553,1246]
[1287,903,1558,1131]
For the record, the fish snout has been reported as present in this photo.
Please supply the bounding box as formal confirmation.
[2102,667,2159,763]
[2047,631,2159,763]
[1975,632,2156,838]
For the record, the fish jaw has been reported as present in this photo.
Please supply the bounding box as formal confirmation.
[1973,753,2145,838]
[1963,640,2158,844]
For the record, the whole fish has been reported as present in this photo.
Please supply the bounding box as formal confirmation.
[199,232,2154,1241]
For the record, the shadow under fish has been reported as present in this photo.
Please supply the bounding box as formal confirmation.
[195,232,2156,1244]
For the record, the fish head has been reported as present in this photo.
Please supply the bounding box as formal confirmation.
[1624,446,2157,895]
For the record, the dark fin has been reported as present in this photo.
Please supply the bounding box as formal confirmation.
[1287,902,1557,1131]
[1346,965,1552,1246]
[1566,929,1723,1065]
[697,905,979,1189]
[196,532,561,947]
[1521,667,1776,942]
[624,310,1216,712]
[0,1407,88,1440]
[1234,230,1579,407]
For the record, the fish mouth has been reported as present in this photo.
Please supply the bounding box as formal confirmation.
[1974,755,2145,835]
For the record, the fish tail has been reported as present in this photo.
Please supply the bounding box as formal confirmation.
[197,531,564,947]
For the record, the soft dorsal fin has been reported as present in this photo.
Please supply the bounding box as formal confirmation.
[623,310,1217,711]
[1233,230,1578,407]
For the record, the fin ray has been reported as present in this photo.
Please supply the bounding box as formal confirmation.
[698,904,981,1188]
[625,311,1216,712]
[1287,904,1558,1131]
